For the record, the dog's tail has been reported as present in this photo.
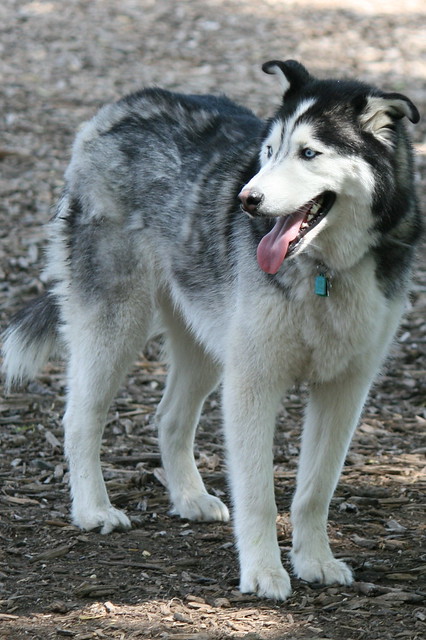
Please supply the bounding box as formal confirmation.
[2,291,61,391]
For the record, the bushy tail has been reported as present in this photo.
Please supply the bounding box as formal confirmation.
[2,291,61,390]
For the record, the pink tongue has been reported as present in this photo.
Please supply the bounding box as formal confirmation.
[257,211,306,274]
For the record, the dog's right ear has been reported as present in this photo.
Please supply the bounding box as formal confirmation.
[262,60,311,95]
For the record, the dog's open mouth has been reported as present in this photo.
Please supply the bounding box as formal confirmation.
[257,191,336,274]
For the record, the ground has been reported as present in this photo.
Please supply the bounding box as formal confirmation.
[0,0,425,638]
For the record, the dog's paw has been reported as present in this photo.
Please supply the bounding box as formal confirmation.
[73,506,132,535]
[291,552,353,586]
[240,566,292,601]
[172,493,230,522]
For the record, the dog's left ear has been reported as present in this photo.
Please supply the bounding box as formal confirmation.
[358,92,420,145]
[262,60,311,95]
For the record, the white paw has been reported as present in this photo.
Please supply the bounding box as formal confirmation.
[240,565,292,601]
[172,493,230,522]
[291,551,353,585]
[73,505,132,534]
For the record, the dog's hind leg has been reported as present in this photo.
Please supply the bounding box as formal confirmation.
[156,304,229,522]
[63,297,150,534]
[290,364,376,586]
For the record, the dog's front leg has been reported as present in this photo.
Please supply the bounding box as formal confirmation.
[223,358,291,600]
[290,365,376,585]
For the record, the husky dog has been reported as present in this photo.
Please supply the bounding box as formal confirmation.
[2,61,421,600]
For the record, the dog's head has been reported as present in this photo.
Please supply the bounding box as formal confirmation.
[239,60,419,274]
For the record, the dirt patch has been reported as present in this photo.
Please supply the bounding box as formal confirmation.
[0,1,425,638]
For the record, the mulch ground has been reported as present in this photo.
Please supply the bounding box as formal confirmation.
[0,1,425,638]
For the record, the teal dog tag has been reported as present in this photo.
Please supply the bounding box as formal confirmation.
[315,274,329,297]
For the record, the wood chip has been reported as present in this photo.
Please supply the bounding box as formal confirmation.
[173,611,193,624]
[374,591,424,604]
[45,429,62,450]
[152,466,168,488]
[1,495,40,505]
[56,630,75,638]
[351,534,377,549]
[30,544,75,563]
[74,582,115,598]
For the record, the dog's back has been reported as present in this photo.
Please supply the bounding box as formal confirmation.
[3,89,264,388]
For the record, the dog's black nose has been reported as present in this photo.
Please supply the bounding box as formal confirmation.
[239,189,264,215]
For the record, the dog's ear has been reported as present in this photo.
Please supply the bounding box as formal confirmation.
[358,92,420,145]
[262,60,311,95]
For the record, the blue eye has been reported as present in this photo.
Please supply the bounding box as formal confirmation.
[301,147,318,159]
